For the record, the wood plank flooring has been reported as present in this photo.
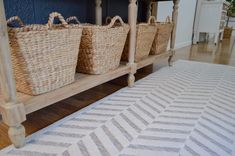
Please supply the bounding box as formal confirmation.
[0,37,235,149]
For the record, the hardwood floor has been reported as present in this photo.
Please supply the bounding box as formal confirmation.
[0,37,235,149]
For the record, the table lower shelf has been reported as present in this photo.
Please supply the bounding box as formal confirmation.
[17,64,131,114]
[14,51,172,115]
[137,51,173,69]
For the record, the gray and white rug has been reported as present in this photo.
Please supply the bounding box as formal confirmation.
[1,60,235,156]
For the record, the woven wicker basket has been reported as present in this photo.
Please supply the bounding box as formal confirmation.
[7,12,83,95]
[223,26,233,39]
[151,16,174,55]
[66,16,130,75]
[121,16,157,62]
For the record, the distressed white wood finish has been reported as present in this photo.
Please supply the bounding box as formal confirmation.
[147,2,151,20]
[17,65,131,114]
[95,0,102,25]
[0,0,17,104]
[128,0,138,87]
[137,51,173,69]
[0,0,26,148]
[0,0,179,148]
[170,0,180,51]
[147,1,157,21]
[168,0,180,65]
[154,2,158,20]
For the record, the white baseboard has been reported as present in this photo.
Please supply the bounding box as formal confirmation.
[175,41,192,49]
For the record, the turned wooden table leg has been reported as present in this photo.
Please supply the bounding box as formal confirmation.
[0,0,26,148]
[168,55,173,66]
[128,63,137,87]
[8,124,26,148]
[147,1,157,21]
[169,0,180,66]
[128,0,137,87]
[128,74,135,87]
[0,102,26,148]
[95,0,102,25]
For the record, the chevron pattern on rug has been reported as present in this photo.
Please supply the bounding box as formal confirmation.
[1,60,235,156]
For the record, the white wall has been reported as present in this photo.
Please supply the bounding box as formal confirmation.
[157,0,197,49]
[228,17,235,36]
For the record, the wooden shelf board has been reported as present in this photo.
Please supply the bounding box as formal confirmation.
[17,64,131,114]
[137,51,173,69]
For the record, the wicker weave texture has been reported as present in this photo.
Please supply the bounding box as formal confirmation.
[66,16,129,75]
[0,83,3,103]
[7,12,83,95]
[122,16,157,62]
[223,27,233,39]
[151,17,174,55]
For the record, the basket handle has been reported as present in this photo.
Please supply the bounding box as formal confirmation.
[148,16,156,24]
[66,16,80,24]
[165,16,172,23]
[47,12,68,28]
[106,16,125,28]
[105,16,112,24]
[7,16,25,27]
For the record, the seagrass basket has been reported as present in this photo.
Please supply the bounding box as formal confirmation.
[66,16,130,75]
[151,16,174,55]
[223,26,233,39]
[121,16,157,62]
[7,12,83,95]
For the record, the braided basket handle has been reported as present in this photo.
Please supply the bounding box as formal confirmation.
[148,16,156,24]
[165,16,172,23]
[106,16,125,28]
[47,12,68,28]
[105,16,112,24]
[7,16,25,27]
[66,16,80,24]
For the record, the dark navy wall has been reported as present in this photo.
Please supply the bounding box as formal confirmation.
[4,0,147,24]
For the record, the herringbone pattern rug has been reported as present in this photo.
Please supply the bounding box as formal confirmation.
[1,60,235,156]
